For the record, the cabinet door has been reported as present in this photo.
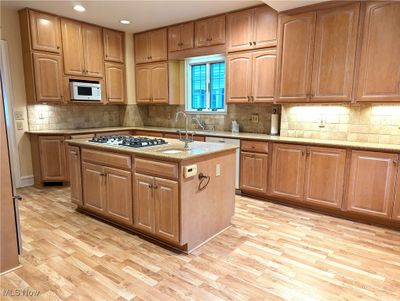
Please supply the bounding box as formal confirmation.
[240,152,268,195]
[105,62,125,104]
[103,29,124,63]
[151,63,169,104]
[253,6,278,49]
[168,24,181,52]
[33,52,64,103]
[270,143,306,201]
[105,167,132,225]
[392,164,400,221]
[61,18,84,76]
[29,10,61,53]
[208,15,226,46]
[194,18,209,48]
[82,24,104,77]
[135,65,152,103]
[275,12,316,103]
[154,178,179,243]
[39,136,65,181]
[356,2,400,102]
[311,3,360,102]
[252,49,276,103]
[346,151,397,218]
[149,28,167,62]
[226,9,254,52]
[82,163,106,214]
[226,53,252,103]
[68,146,82,205]
[134,173,155,233]
[304,147,346,209]
[134,32,150,64]
[180,22,194,50]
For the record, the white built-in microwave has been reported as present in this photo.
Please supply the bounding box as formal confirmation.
[70,81,101,101]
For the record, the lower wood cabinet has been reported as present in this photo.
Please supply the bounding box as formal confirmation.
[346,151,397,219]
[82,162,133,224]
[240,152,268,194]
[134,173,179,243]
[393,164,400,221]
[39,136,66,181]
[304,147,346,208]
[68,146,82,205]
[269,143,306,201]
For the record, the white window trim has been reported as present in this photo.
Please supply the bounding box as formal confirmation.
[185,54,226,115]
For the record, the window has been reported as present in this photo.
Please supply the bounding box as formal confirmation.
[185,55,226,113]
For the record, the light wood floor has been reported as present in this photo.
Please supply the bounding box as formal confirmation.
[1,186,400,301]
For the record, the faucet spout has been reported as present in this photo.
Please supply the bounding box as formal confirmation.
[174,111,193,150]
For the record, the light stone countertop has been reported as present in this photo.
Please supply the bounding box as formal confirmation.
[67,138,238,161]
[29,126,400,153]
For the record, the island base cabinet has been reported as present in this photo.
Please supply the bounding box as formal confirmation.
[134,173,180,243]
[82,163,106,214]
[346,151,397,219]
[68,146,82,205]
[240,152,268,195]
[393,165,400,221]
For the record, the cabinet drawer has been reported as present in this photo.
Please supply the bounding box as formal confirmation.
[82,148,131,170]
[241,140,269,153]
[135,157,178,179]
[70,134,94,139]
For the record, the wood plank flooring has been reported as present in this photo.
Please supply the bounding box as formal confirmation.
[1,186,400,300]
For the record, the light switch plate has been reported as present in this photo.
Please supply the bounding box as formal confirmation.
[14,111,24,120]
[16,121,24,130]
[251,114,259,123]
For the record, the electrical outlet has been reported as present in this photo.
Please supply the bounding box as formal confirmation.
[16,121,24,130]
[251,114,259,123]
[14,111,24,120]
[39,112,44,119]
[216,164,221,177]
[318,119,326,128]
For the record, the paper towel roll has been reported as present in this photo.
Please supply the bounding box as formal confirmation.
[270,113,279,136]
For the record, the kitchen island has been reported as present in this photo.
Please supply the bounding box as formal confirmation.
[67,136,237,253]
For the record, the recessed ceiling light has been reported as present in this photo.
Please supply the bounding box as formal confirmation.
[120,20,131,25]
[73,5,86,12]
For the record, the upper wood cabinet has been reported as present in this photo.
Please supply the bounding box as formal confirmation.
[105,62,125,104]
[29,10,61,53]
[39,136,66,181]
[346,151,397,219]
[168,22,194,52]
[68,146,82,206]
[356,2,400,102]
[227,6,277,52]
[195,15,225,48]
[136,62,168,104]
[227,49,276,103]
[61,18,104,77]
[240,152,268,195]
[134,28,167,64]
[103,29,124,63]
[304,147,346,209]
[32,52,64,103]
[269,143,307,201]
[276,3,360,103]
[392,164,400,221]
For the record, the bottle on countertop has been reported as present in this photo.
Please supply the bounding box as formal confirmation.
[231,120,239,133]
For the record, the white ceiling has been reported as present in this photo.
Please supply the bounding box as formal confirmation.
[263,0,329,12]
[2,0,261,33]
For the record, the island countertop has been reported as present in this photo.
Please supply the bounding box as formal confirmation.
[67,138,238,161]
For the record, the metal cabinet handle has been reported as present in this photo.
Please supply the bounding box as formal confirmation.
[249,42,252,46]
[153,184,158,189]
[57,46,60,49]
[148,184,153,188]
[253,41,256,45]
[13,195,22,201]
[251,96,254,102]
[394,160,398,165]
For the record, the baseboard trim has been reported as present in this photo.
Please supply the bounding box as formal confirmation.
[18,175,34,188]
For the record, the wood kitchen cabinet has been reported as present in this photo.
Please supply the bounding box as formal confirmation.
[240,152,268,195]
[346,151,397,219]
[32,52,64,103]
[134,173,179,242]
[195,15,225,48]
[269,143,306,201]
[68,146,82,205]
[227,49,276,103]
[105,62,125,104]
[168,22,194,52]
[61,18,104,77]
[134,28,167,64]
[136,62,168,104]
[227,6,277,52]
[356,2,400,102]
[103,29,124,63]
[276,3,360,103]
[304,147,346,209]
[28,10,61,53]
[38,136,66,181]
[392,165,400,221]
[82,162,106,214]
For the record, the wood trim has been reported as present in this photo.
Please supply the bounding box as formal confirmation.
[82,148,132,170]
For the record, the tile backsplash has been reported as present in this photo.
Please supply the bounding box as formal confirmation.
[281,103,400,144]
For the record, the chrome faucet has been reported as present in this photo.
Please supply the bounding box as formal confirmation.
[175,111,194,150]
[192,116,206,130]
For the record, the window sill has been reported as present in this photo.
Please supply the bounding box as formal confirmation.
[185,111,227,115]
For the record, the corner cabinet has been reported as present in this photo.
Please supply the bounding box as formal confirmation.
[105,62,126,104]
[134,28,168,64]
[346,151,397,219]
[356,2,400,102]
[38,136,66,181]
[195,15,225,48]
